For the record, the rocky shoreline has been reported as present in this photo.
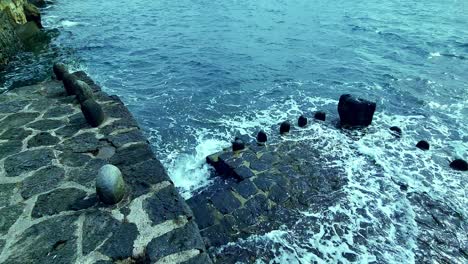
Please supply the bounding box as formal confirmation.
[0,70,212,263]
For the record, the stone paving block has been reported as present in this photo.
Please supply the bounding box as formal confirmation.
[200,223,231,248]
[232,179,258,199]
[144,186,192,225]
[110,143,154,166]
[120,159,169,196]
[27,119,65,131]
[43,105,75,118]
[0,203,24,235]
[233,165,255,180]
[60,132,99,153]
[58,151,92,167]
[27,132,59,148]
[3,215,78,264]
[67,158,108,188]
[82,211,120,255]
[187,196,217,230]
[55,123,82,138]
[4,148,55,177]
[210,190,241,215]
[181,252,212,264]
[99,222,138,260]
[20,166,65,199]
[0,127,32,141]
[28,99,53,112]
[0,141,22,160]
[32,188,87,218]
[0,100,29,113]
[146,221,205,262]
[0,183,16,206]
[100,118,140,136]
[108,129,147,148]
[1,112,39,128]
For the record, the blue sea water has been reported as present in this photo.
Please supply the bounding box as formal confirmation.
[2,0,467,262]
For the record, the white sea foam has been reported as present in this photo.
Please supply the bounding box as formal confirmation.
[428,52,441,59]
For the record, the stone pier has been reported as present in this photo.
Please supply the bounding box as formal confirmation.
[0,72,211,263]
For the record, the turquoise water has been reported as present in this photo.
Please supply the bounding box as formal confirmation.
[3,0,468,262]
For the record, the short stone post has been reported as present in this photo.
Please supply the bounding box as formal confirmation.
[314,111,326,121]
[416,140,429,150]
[280,121,290,134]
[62,73,78,95]
[298,115,307,127]
[96,164,126,204]
[232,138,245,151]
[53,62,68,81]
[256,130,267,144]
[81,99,105,127]
[74,80,94,103]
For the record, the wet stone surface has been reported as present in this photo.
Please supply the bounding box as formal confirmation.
[0,78,210,263]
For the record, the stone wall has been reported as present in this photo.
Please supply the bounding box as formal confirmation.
[0,72,211,263]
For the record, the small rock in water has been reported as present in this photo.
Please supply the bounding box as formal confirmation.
[314,111,326,121]
[232,139,245,151]
[74,80,94,103]
[62,73,77,95]
[416,140,430,150]
[96,164,125,204]
[399,183,408,192]
[81,99,105,127]
[449,159,468,171]
[298,115,308,127]
[280,121,291,134]
[256,130,267,143]
[53,62,68,81]
[389,126,402,137]
[338,94,376,127]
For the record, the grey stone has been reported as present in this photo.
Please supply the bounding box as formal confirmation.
[0,203,24,235]
[233,165,255,180]
[81,99,105,127]
[27,132,59,148]
[27,119,65,130]
[32,188,87,218]
[181,253,212,264]
[43,105,74,118]
[0,100,29,113]
[4,149,55,177]
[0,127,32,141]
[187,196,217,229]
[60,132,99,153]
[75,80,94,103]
[110,143,154,166]
[82,211,120,255]
[99,222,138,260]
[146,221,205,262]
[21,166,65,199]
[210,190,241,214]
[0,141,22,160]
[95,146,116,160]
[67,158,108,188]
[108,129,146,148]
[1,112,39,128]
[0,184,16,205]
[96,164,126,205]
[4,215,78,264]
[232,179,258,199]
[144,186,192,225]
[58,152,91,167]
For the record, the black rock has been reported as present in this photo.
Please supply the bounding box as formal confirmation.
[390,126,402,137]
[298,115,308,127]
[81,99,105,127]
[74,80,94,103]
[24,2,42,28]
[53,63,68,80]
[337,94,376,127]
[449,159,468,171]
[62,73,77,95]
[416,140,430,151]
[232,139,245,151]
[256,130,267,143]
[314,111,326,121]
[279,121,291,134]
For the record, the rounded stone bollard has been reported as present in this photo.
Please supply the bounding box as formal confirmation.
[96,164,125,205]
[314,111,326,121]
[53,62,68,81]
[389,126,402,138]
[280,121,291,134]
[416,140,429,151]
[298,115,308,128]
[74,80,94,103]
[62,73,78,95]
[449,159,468,171]
[81,99,105,127]
[256,130,267,144]
[232,138,245,151]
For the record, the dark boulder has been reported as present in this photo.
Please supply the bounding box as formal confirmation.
[298,115,307,127]
[232,138,245,151]
[53,62,68,81]
[81,99,105,127]
[449,159,468,171]
[416,140,430,151]
[63,73,78,95]
[256,130,267,143]
[389,126,402,138]
[279,121,291,134]
[337,94,376,127]
[74,80,94,103]
[314,111,326,121]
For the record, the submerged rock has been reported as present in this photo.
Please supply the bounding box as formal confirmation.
[314,111,326,121]
[279,121,291,134]
[416,140,430,151]
[96,164,125,205]
[256,130,267,143]
[298,115,307,127]
[338,94,376,127]
[81,99,105,127]
[389,126,402,137]
[449,159,468,171]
